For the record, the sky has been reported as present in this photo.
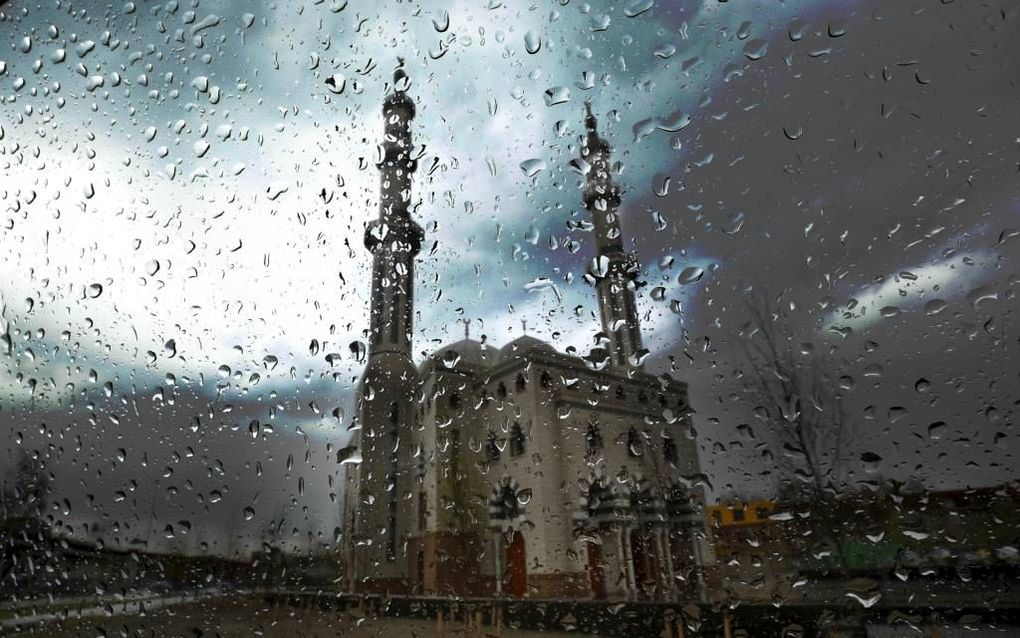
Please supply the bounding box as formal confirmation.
[0,0,1017,556]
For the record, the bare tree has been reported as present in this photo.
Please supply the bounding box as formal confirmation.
[735,286,855,571]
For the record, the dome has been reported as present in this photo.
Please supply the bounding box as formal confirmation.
[424,338,497,370]
[498,335,556,360]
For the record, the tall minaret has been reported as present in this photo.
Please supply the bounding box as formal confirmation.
[366,60,424,356]
[344,60,423,594]
[581,102,645,368]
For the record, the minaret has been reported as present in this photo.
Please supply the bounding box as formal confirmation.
[366,60,424,355]
[344,60,423,594]
[581,103,645,368]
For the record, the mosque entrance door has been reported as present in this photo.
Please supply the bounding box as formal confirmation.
[505,531,527,597]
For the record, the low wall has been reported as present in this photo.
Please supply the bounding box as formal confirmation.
[262,591,1020,637]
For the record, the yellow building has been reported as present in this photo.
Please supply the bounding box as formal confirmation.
[706,500,778,528]
[705,500,790,602]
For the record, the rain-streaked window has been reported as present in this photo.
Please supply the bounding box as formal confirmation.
[2,0,1017,636]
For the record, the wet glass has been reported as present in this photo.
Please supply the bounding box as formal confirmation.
[1,1,1017,636]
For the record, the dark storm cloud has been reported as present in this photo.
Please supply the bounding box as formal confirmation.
[648,0,1020,496]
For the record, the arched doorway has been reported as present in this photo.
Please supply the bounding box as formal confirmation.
[505,531,527,597]
[631,530,652,596]
[586,542,605,598]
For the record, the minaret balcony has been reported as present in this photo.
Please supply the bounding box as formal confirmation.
[365,218,424,254]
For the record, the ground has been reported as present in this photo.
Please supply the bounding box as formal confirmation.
[4,596,598,637]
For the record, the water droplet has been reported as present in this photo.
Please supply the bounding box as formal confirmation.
[442,350,461,369]
[653,174,671,197]
[845,591,881,608]
[654,44,676,59]
[432,11,450,33]
[339,447,362,465]
[349,341,367,363]
[788,18,807,41]
[520,158,546,177]
[677,266,704,285]
[590,14,611,32]
[624,0,654,18]
[966,286,997,309]
[927,421,947,440]
[923,299,948,316]
[543,86,570,106]
[568,157,591,175]
[628,348,650,366]
[325,73,346,94]
[860,452,882,473]
[524,30,541,54]
[743,39,768,61]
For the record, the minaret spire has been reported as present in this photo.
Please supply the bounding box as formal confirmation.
[342,60,425,593]
[581,102,645,368]
[365,59,424,357]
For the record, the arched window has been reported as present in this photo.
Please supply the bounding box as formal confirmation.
[540,370,552,388]
[586,479,613,520]
[663,435,678,464]
[615,385,626,400]
[515,373,527,392]
[486,431,501,461]
[416,454,426,482]
[585,421,603,458]
[510,422,526,456]
[497,382,508,399]
[449,392,461,410]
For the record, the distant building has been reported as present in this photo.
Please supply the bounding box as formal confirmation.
[706,500,792,602]
[340,63,710,600]
[705,484,1020,603]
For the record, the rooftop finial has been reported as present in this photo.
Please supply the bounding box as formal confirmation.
[393,57,408,89]
[584,100,598,133]
[460,317,472,340]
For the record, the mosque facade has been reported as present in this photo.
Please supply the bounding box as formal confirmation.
[340,64,711,600]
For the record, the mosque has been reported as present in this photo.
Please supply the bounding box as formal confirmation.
[339,63,711,600]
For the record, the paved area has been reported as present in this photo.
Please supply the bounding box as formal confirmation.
[3,595,596,637]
